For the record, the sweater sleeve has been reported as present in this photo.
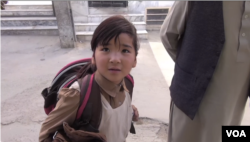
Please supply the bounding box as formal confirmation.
[160,1,189,62]
[39,82,80,142]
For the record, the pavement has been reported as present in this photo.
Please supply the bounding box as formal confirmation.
[1,32,250,142]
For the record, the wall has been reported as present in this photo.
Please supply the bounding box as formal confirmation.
[70,1,174,23]
[71,1,89,23]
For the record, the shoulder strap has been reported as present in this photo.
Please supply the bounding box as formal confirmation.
[124,74,134,98]
[124,74,136,134]
[76,74,93,120]
[74,74,102,133]
[86,75,102,129]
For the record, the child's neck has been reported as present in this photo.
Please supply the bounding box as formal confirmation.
[94,71,124,98]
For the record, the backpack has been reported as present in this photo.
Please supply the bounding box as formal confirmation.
[41,58,136,135]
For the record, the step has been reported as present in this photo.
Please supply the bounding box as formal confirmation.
[146,25,162,31]
[1,26,58,36]
[5,4,53,10]
[88,14,144,23]
[1,17,57,27]
[1,9,54,17]
[75,22,146,32]
[76,30,148,42]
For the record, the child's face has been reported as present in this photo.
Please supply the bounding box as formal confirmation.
[93,33,137,84]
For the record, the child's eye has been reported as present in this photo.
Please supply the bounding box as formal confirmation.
[122,49,130,53]
[101,47,109,52]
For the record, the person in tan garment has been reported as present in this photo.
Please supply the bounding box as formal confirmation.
[39,15,140,142]
[160,1,250,142]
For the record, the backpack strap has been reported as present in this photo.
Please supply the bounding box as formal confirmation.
[124,74,134,98]
[125,74,134,85]
[76,74,93,120]
[124,74,136,134]
[85,75,102,129]
[73,74,102,133]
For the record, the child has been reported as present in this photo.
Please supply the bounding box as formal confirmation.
[39,15,140,142]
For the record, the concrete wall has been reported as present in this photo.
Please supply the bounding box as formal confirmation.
[71,1,174,23]
[70,1,89,23]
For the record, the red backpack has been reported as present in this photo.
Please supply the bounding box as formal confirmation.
[41,58,136,134]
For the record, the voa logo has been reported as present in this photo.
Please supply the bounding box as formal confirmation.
[226,130,246,137]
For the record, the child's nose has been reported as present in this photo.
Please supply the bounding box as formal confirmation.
[109,53,121,64]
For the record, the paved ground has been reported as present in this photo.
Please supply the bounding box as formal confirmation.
[127,118,168,142]
[1,32,249,142]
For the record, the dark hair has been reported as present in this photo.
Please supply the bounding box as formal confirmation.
[77,15,139,79]
[91,15,139,56]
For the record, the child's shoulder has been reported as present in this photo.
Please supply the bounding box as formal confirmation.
[69,81,80,92]
[57,81,80,100]
[58,81,80,99]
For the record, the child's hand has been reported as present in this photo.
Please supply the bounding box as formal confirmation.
[132,105,139,121]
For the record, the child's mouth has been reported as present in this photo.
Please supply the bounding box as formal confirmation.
[109,68,121,73]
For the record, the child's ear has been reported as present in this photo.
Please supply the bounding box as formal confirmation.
[132,58,137,68]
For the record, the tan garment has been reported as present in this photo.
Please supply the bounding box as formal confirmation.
[39,88,80,142]
[160,1,250,142]
[98,91,133,142]
[39,72,129,142]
